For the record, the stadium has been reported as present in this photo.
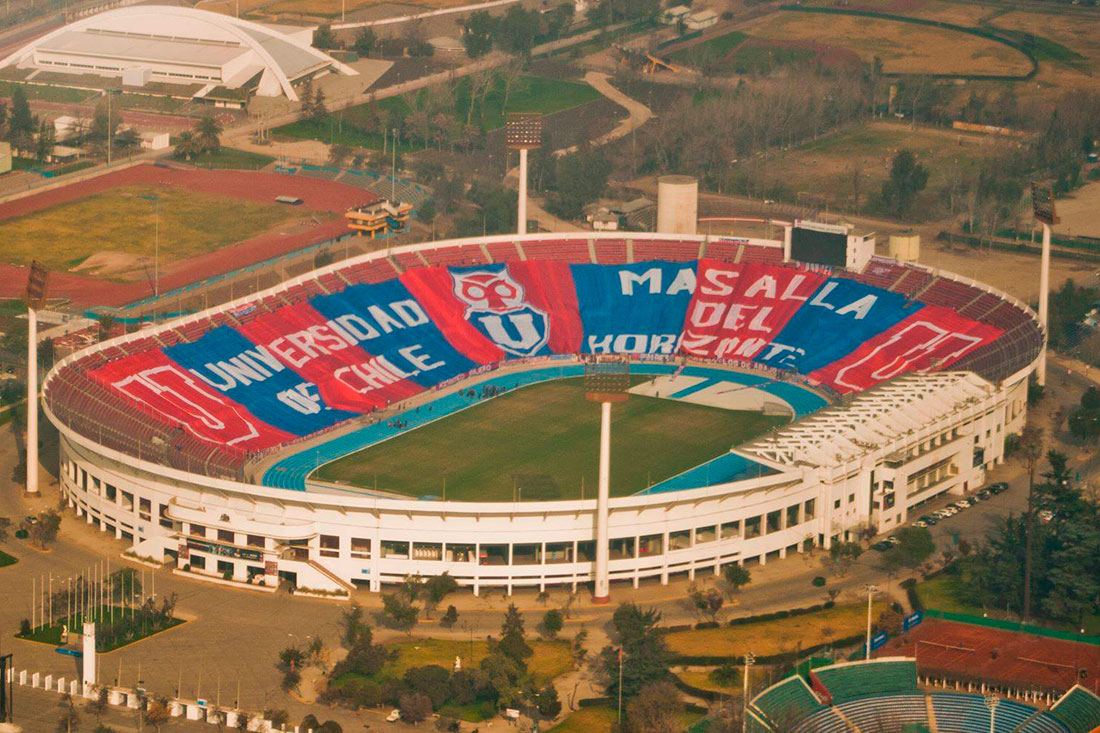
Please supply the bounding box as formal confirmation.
[42,230,1042,596]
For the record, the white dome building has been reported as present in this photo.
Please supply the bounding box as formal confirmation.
[0,6,356,104]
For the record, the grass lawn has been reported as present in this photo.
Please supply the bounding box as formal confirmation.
[382,638,572,686]
[16,607,184,651]
[0,185,302,271]
[190,147,276,170]
[439,699,497,722]
[546,706,618,732]
[316,378,785,500]
[665,603,878,658]
[0,81,92,104]
[547,705,703,732]
[670,31,748,64]
[675,667,738,694]
[275,75,601,149]
[0,548,16,567]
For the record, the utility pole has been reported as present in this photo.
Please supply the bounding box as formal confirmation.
[864,584,878,660]
[742,652,755,733]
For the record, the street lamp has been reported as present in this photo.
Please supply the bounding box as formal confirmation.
[863,584,878,660]
[742,651,755,733]
[140,193,160,298]
[985,695,1000,733]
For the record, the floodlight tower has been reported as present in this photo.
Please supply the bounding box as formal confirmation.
[505,113,542,235]
[584,358,630,603]
[22,261,48,497]
[1031,182,1058,387]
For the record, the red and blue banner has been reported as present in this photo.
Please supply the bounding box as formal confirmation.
[82,257,1016,453]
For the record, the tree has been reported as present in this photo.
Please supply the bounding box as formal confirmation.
[460,11,496,58]
[353,27,376,56]
[380,592,419,632]
[423,573,458,617]
[335,625,392,678]
[404,664,451,709]
[194,116,222,155]
[496,5,540,55]
[30,509,61,549]
[57,694,80,733]
[275,646,305,691]
[144,699,171,732]
[399,692,433,724]
[539,608,564,639]
[600,604,670,700]
[35,119,55,163]
[535,682,562,718]
[549,148,612,220]
[113,127,140,155]
[1016,425,1045,620]
[341,601,367,647]
[328,142,352,168]
[881,526,935,570]
[724,564,751,594]
[440,604,458,628]
[625,680,681,733]
[173,131,197,161]
[90,100,121,145]
[826,541,863,576]
[313,23,337,49]
[9,85,34,140]
[880,150,929,218]
[498,604,532,665]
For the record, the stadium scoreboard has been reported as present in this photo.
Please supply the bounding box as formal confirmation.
[791,221,849,267]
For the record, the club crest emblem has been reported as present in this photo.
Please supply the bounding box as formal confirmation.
[451,270,549,356]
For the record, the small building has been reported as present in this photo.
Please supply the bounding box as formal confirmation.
[592,209,620,231]
[345,199,413,238]
[0,141,11,174]
[428,36,465,58]
[685,8,719,30]
[139,131,170,151]
[47,145,81,164]
[660,5,691,23]
[53,115,84,142]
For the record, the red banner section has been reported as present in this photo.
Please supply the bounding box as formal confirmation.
[680,260,826,361]
[810,306,1004,392]
[400,266,505,364]
[507,260,584,355]
[235,301,423,413]
[87,349,292,450]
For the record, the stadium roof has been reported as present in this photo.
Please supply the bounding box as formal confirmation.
[737,371,995,469]
[0,6,356,100]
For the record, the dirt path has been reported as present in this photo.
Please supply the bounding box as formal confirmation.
[549,72,653,156]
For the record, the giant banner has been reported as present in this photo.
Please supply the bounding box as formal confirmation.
[810,305,1004,392]
[572,261,696,354]
[87,349,293,450]
[165,326,357,437]
[680,260,826,361]
[755,278,922,373]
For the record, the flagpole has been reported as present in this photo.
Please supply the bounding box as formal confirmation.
[617,647,623,726]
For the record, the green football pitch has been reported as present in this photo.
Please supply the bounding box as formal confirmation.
[314,378,786,502]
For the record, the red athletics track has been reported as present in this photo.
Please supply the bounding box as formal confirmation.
[878,618,1100,693]
[0,165,380,307]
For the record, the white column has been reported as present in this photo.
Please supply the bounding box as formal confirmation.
[26,306,38,495]
[782,224,793,262]
[1037,222,1051,387]
[594,401,611,602]
[517,148,528,235]
[82,622,97,698]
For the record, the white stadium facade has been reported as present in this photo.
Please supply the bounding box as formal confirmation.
[0,6,355,103]
[44,232,1041,598]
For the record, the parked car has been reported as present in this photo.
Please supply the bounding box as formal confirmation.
[913,520,928,528]
[386,710,401,723]
[988,482,1008,494]
[919,515,938,526]
[872,541,892,552]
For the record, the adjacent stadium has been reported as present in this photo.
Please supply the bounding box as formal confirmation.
[45,232,1042,595]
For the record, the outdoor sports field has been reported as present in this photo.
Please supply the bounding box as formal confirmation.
[315,378,786,501]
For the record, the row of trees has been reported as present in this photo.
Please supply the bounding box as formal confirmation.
[956,429,1100,624]
[173,117,222,161]
[461,4,575,59]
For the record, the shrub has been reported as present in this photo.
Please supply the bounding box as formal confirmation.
[812,576,826,587]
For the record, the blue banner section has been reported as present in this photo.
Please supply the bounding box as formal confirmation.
[755,278,921,373]
[571,261,696,354]
[309,280,482,388]
[165,326,356,436]
[870,631,889,651]
[903,611,923,631]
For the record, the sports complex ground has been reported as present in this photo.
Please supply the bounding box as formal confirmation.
[315,376,786,501]
[0,164,380,307]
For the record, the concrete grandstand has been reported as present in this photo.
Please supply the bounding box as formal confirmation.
[42,232,1044,596]
[0,6,356,103]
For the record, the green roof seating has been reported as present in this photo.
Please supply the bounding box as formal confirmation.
[1051,686,1100,733]
[812,659,919,704]
[751,675,824,728]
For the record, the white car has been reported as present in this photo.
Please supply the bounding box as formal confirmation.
[913,520,928,528]
[386,710,401,723]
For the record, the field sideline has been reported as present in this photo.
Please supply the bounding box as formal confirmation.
[315,377,785,501]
